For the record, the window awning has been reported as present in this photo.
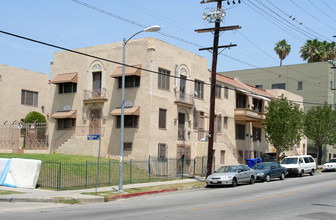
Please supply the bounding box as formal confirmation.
[51,73,78,84]
[51,110,77,119]
[110,106,140,116]
[111,65,141,78]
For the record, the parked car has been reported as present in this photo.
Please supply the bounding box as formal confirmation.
[322,158,336,172]
[280,155,316,177]
[253,162,287,182]
[206,165,256,187]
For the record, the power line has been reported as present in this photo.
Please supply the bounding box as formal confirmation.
[289,0,336,32]
[308,0,336,25]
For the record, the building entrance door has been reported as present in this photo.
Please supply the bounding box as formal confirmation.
[89,109,101,135]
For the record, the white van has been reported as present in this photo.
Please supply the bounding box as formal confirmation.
[280,155,316,177]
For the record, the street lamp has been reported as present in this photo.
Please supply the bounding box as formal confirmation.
[119,25,161,193]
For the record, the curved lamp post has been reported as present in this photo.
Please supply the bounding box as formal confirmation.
[119,25,161,193]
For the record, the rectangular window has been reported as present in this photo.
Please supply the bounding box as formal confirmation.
[252,127,261,141]
[59,82,77,94]
[124,143,133,150]
[158,143,167,159]
[236,93,247,108]
[159,108,167,129]
[216,115,222,133]
[298,82,303,90]
[253,98,263,112]
[57,118,75,130]
[220,150,225,164]
[194,80,204,99]
[193,110,199,129]
[224,117,228,129]
[118,76,140,88]
[255,85,263,89]
[117,116,138,128]
[158,68,170,90]
[331,81,333,89]
[21,90,38,107]
[236,124,245,140]
[215,84,221,98]
[271,83,286,89]
[224,87,229,99]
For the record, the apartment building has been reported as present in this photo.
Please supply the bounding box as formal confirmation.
[221,62,336,163]
[0,64,50,152]
[49,38,280,168]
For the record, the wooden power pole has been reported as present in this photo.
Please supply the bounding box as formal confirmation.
[196,0,241,178]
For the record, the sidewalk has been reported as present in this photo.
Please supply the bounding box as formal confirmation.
[0,178,205,204]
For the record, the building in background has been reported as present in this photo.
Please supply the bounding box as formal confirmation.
[221,62,336,163]
[0,64,50,152]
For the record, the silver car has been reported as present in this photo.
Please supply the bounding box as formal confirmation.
[322,158,336,171]
[206,165,257,187]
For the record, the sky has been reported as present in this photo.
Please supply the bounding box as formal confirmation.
[1,0,336,79]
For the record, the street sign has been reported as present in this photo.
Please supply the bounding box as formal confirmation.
[87,134,100,140]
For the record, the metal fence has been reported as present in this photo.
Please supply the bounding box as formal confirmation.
[37,156,215,190]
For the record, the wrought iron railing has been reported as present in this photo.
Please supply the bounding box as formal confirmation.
[84,88,107,100]
[175,91,193,106]
[178,128,186,140]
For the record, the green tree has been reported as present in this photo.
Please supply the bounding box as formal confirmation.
[319,41,336,62]
[300,39,321,63]
[263,97,304,161]
[304,104,336,165]
[274,39,291,66]
[24,111,46,123]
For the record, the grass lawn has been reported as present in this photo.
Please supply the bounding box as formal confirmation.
[0,190,24,195]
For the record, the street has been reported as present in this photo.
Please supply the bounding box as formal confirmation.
[0,172,335,220]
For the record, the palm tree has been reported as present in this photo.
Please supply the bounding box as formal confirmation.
[300,39,321,63]
[319,41,336,61]
[274,39,291,66]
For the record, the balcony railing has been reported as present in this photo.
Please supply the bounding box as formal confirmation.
[234,108,265,122]
[174,91,193,107]
[83,88,108,103]
[178,128,186,140]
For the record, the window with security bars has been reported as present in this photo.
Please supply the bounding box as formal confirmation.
[59,83,77,93]
[124,143,133,150]
[224,117,228,129]
[158,68,170,90]
[118,76,140,88]
[57,118,75,130]
[158,143,167,159]
[224,87,229,99]
[21,90,38,107]
[117,116,138,128]
[271,83,286,89]
[252,127,261,141]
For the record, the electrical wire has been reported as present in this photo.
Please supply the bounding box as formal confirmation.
[308,0,336,25]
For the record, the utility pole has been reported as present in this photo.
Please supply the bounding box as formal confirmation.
[196,0,241,178]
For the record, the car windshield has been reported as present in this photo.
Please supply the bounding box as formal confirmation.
[329,159,336,163]
[216,166,238,173]
[254,163,272,170]
[281,158,298,164]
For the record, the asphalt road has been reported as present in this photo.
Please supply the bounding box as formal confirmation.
[1,172,335,220]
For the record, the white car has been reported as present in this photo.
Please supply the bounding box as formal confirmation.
[322,158,336,172]
[281,155,316,177]
[206,165,256,187]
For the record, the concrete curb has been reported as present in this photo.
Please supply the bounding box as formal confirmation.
[0,196,105,204]
[108,188,178,201]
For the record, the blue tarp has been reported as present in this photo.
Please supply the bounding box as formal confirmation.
[246,158,262,168]
[0,159,16,187]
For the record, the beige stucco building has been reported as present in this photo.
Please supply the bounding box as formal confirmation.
[0,64,50,152]
[49,38,292,169]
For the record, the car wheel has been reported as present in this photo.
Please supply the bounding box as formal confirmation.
[232,178,237,187]
[280,172,285,180]
[249,176,255,184]
[266,174,271,182]
[299,170,304,177]
[310,169,315,176]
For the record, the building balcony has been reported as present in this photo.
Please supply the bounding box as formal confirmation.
[234,108,265,122]
[174,91,193,108]
[83,88,108,104]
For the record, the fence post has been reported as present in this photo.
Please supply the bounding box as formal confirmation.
[85,160,88,188]
[166,158,168,181]
[148,156,151,182]
[202,156,204,177]
[57,161,61,191]
[130,159,132,184]
[109,160,111,185]
[193,158,196,177]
